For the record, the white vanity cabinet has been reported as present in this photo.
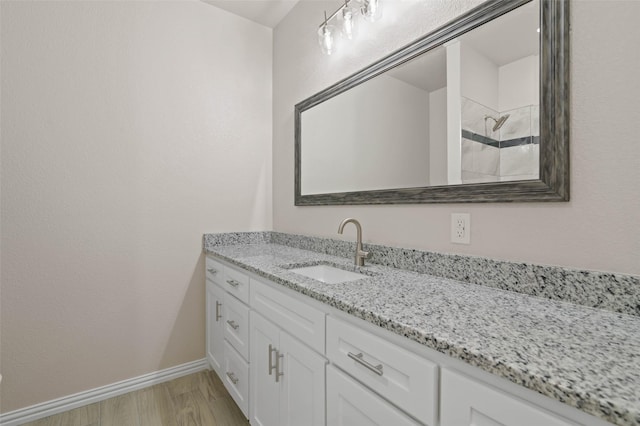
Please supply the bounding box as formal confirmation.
[440,369,578,426]
[206,254,611,426]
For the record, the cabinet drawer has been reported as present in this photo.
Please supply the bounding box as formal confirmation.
[327,365,420,426]
[224,292,250,360]
[250,278,326,354]
[223,265,250,304]
[441,369,577,426]
[205,257,224,285]
[327,316,438,426]
[223,341,249,418]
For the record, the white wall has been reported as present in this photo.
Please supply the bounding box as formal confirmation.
[301,74,430,194]
[0,0,272,412]
[461,42,499,110]
[429,87,448,186]
[273,0,640,276]
[499,54,539,111]
[445,41,463,185]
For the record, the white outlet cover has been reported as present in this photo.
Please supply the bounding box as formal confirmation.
[451,213,471,244]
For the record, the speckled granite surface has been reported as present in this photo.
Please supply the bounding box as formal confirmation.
[203,232,640,426]
[204,232,640,317]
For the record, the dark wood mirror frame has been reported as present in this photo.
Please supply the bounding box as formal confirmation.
[294,0,569,205]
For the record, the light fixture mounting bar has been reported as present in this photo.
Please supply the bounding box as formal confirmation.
[318,0,353,28]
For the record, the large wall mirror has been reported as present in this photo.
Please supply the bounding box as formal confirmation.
[295,0,569,205]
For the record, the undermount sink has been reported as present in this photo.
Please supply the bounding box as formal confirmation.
[290,264,367,284]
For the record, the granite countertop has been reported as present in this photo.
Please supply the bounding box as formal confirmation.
[204,242,640,426]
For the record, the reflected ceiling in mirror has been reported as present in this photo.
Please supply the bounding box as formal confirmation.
[295,0,569,205]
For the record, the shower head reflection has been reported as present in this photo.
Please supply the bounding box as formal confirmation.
[485,114,510,132]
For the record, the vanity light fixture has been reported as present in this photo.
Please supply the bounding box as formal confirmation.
[318,12,336,55]
[342,4,356,39]
[361,0,381,22]
[318,0,382,55]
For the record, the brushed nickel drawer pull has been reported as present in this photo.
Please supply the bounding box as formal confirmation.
[275,350,284,383]
[226,279,240,287]
[348,352,384,376]
[215,301,222,321]
[226,320,240,330]
[226,371,239,385]
[207,267,219,275]
[268,344,277,376]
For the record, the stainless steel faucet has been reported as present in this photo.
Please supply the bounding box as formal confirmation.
[338,218,369,267]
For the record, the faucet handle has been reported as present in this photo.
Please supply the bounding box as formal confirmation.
[355,249,369,267]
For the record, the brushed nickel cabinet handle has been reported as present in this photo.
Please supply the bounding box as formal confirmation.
[275,350,284,383]
[268,344,277,376]
[215,301,222,321]
[348,352,383,376]
[207,268,219,275]
[226,371,239,385]
[226,279,240,287]
[226,320,239,330]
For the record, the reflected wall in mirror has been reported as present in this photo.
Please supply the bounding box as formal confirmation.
[295,0,569,205]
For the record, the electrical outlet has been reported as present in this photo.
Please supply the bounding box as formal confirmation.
[451,213,470,244]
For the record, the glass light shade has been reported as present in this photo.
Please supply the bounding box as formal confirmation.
[342,7,357,39]
[318,24,336,55]
[361,0,382,22]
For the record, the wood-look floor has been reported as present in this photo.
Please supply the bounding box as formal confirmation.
[22,370,248,426]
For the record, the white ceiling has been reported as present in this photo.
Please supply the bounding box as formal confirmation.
[387,47,447,92]
[202,0,300,28]
[462,0,539,66]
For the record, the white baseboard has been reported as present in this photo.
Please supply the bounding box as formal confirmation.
[0,358,209,426]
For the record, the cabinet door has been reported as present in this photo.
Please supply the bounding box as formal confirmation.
[327,365,420,426]
[279,332,326,426]
[206,281,225,375]
[441,369,577,426]
[250,311,281,426]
